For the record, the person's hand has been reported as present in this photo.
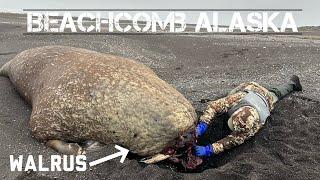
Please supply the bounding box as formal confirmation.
[195,121,208,137]
[194,145,214,157]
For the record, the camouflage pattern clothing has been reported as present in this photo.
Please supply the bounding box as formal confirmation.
[200,82,278,154]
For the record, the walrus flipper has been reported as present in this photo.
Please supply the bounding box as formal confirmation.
[81,140,106,153]
[0,62,9,77]
[46,140,85,155]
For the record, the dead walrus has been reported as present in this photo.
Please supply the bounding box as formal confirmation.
[0,46,199,165]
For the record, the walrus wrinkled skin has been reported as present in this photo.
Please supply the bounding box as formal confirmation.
[0,46,197,156]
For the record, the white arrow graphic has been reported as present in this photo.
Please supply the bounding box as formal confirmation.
[89,145,129,167]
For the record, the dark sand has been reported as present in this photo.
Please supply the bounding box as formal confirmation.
[0,13,320,180]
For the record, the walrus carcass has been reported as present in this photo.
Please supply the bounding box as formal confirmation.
[0,46,197,162]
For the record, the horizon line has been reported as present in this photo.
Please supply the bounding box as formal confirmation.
[23,8,303,12]
[23,32,303,35]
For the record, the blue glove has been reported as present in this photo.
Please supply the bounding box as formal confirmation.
[195,145,214,157]
[196,121,208,137]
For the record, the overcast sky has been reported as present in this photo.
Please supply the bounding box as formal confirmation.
[0,0,319,26]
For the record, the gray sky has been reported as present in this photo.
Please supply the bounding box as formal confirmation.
[0,0,319,26]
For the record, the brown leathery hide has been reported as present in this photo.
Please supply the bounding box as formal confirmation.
[0,46,197,156]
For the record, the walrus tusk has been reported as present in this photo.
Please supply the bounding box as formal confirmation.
[140,154,171,164]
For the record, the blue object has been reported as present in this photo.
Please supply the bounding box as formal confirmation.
[195,145,214,157]
[196,121,208,137]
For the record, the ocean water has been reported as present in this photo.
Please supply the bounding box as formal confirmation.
[0,0,319,26]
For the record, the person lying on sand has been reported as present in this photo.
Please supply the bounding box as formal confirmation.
[194,75,302,157]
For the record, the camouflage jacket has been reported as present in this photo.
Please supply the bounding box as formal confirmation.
[200,82,277,154]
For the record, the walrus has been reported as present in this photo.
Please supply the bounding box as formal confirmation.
[0,46,200,165]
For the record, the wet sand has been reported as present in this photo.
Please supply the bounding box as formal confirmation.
[0,13,320,180]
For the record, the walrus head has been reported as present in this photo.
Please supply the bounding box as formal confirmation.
[140,128,203,170]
